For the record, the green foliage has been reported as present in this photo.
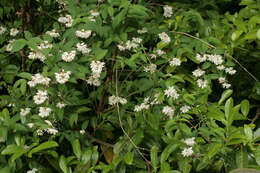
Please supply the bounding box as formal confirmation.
[0,0,260,172]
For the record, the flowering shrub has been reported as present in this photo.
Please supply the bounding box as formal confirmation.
[0,0,260,173]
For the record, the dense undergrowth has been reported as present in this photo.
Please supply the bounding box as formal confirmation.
[0,0,260,172]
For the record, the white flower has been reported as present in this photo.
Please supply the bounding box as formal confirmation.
[27,123,34,128]
[44,120,53,127]
[144,64,157,74]
[164,86,179,99]
[163,5,173,18]
[76,29,92,39]
[80,129,86,134]
[46,29,60,38]
[222,82,231,89]
[117,44,126,51]
[169,58,181,66]
[149,54,157,59]
[36,129,44,136]
[10,28,19,36]
[192,68,205,77]
[45,128,58,135]
[27,168,38,173]
[225,67,236,75]
[184,137,195,146]
[132,37,142,44]
[217,65,225,71]
[38,41,53,50]
[109,95,127,105]
[0,26,6,35]
[56,102,66,108]
[58,14,73,27]
[55,69,71,84]
[134,103,150,112]
[90,61,105,77]
[197,79,208,89]
[162,106,174,117]
[6,39,15,52]
[218,77,226,84]
[86,76,101,86]
[90,10,100,17]
[156,49,165,56]
[28,51,46,62]
[181,147,193,157]
[33,90,48,105]
[158,32,170,43]
[39,107,52,118]
[125,40,138,50]
[207,54,223,65]
[27,73,50,87]
[20,108,31,116]
[76,42,91,54]
[196,54,207,62]
[62,50,76,62]
[180,105,191,113]
[137,27,147,34]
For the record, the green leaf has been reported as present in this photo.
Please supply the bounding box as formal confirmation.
[11,39,27,52]
[207,143,222,159]
[160,144,179,163]
[218,90,233,105]
[236,146,248,168]
[151,146,158,170]
[95,49,108,60]
[241,100,250,116]
[92,146,99,166]
[124,151,133,165]
[59,155,69,173]
[231,30,243,41]
[225,98,233,120]
[10,149,28,162]
[17,72,32,80]
[72,139,81,159]
[112,9,128,28]
[82,149,92,165]
[257,29,260,40]
[244,125,253,141]
[255,147,260,166]
[28,141,59,157]
[1,145,20,155]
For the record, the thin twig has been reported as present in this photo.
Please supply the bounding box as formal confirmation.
[115,69,151,166]
[172,31,259,82]
[251,108,260,124]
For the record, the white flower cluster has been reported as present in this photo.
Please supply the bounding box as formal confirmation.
[144,64,157,74]
[182,137,195,157]
[88,10,100,21]
[55,69,71,84]
[37,129,44,136]
[27,73,51,87]
[6,39,15,52]
[80,129,86,134]
[181,147,193,157]
[58,14,73,27]
[192,68,205,77]
[134,97,150,112]
[137,27,147,34]
[162,106,174,118]
[33,90,48,105]
[56,102,66,108]
[0,26,6,35]
[46,29,60,38]
[109,95,127,105]
[169,58,181,66]
[225,67,236,75]
[28,41,53,62]
[87,61,105,86]
[27,168,38,173]
[43,120,58,135]
[27,123,34,128]
[158,32,170,43]
[117,37,142,51]
[218,77,231,88]
[76,42,91,54]
[62,50,76,62]
[196,53,223,65]
[10,28,19,36]
[76,29,92,39]
[164,86,179,100]
[20,108,31,116]
[180,105,191,113]
[39,107,52,118]
[163,5,173,18]
[197,79,208,89]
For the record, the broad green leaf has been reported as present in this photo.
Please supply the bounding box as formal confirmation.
[241,100,249,116]
[225,98,233,120]
[1,145,21,155]
[72,139,81,159]
[160,144,179,163]
[151,146,158,170]
[255,147,260,166]
[59,155,69,173]
[218,90,233,105]
[112,9,127,28]
[91,146,99,166]
[11,39,27,52]
[236,146,248,168]
[244,125,253,141]
[28,141,59,157]
[124,151,133,165]
[207,143,222,159]
[232,30,243,41]
[257,29,260,40]
[82,149,92,165]
[17,72,32,80]
[95,49,107,60]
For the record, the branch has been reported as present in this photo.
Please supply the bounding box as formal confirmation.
[85,132,114,148]
[251,108,260,124]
